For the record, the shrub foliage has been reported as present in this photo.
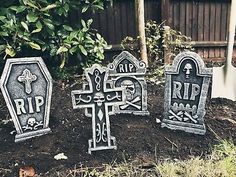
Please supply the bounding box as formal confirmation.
[0,0,111,77]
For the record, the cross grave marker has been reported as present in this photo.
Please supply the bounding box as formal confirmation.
[71,64,125,153]
[108,51,149,115]
[161,51,212,135]
[0,57,52,142]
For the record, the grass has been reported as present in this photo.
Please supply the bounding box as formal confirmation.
[0,140,235,176]
[50,140,236,177]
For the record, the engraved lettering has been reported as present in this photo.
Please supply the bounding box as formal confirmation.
[190,84,200,100]
[172,81,182,99]
[183,83,190,100]
[14,99,26,115]
[35,96,44,112]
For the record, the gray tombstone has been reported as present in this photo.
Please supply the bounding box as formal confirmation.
[0,57,52,142]
[161,51,212,135]
[71,64,125,154]
[108,51,149,115]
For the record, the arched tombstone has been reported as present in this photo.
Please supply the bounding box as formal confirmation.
[0,57,52,142]
[108,51,149,115]
[161,51,212,135]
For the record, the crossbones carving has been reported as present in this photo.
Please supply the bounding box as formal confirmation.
[169,110,198,123]
[22,117,44,131]
[120,96,141,110]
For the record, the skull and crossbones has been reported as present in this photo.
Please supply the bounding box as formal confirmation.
[183,63,192,79]
[120,80,141,110]
[94,92,105,107]
[22,117,44,131]
[121,80,135,101]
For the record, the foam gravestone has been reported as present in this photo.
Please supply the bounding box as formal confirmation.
[71,64,126,153]
[161,51,212,135]
[108,51,149,115]
[0,57,52,142]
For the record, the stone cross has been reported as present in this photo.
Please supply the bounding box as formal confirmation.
[18,69,37,94]
[108,51,149,115]
[0,57,52,142]
[71,64,125,153]
[161,51,212,135]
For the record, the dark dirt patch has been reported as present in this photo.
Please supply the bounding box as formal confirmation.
[0,80,236,176]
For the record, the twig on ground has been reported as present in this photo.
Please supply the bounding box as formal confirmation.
[215,117,236,125]
[164,136,178,149]
[0,167,11,172]
[207,125,223,141]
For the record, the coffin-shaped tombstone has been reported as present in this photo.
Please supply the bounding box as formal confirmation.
[0,57,52,142]
[71,64,126,153]
[161,51,212,135]
[108,51,149,115]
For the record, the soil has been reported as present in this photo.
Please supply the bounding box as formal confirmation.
[0,80,236,176]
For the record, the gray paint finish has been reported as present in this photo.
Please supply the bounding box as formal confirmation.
[108,51,149,115]
[161,51,212,135]
[71,64,126,154]
[0,57,52,142]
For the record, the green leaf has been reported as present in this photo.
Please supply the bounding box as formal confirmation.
[21,21,29,31]
[32,21,42,33]
[0,45,6,52]
[81,19,86,28]
[10,6,26,13]
[0,32,8,37]
[82,5,89,13]
[26,12,38,22]
[25,1,39,9]
[40,4,57,11]
[69,46,77,55]
[87,19,93,27]
[96,33,102,40]
[0,16,6,22]
[59,57,66,69]
[63,25,73,31]
[56,46,68,54]
[5,46,15,58]
[64,4,69,12]
[36,21,42,29]
[29,42,41,50]
[43,20,54,30]
[79,45,87,56]
[31,28,41,33]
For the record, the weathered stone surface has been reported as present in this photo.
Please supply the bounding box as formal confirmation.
[71,64,126,153]
[161,51,212,135]
[108,51,149,115]
[0,57,52,142]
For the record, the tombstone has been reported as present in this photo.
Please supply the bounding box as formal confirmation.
[71,64,125,153]
[0,57,52,142]
[161,51,212,135]
[108,51,149,115]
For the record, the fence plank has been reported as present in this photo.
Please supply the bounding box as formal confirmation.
[180,1,186,34]
[192,1,198,41]
[198,2,204,58]
[185,1,192,37]
[70,0,232,63]
[215,2,221,59]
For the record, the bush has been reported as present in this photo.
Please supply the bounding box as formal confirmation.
[121,20,193,68]
[0,0,111,78]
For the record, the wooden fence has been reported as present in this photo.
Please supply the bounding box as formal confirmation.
[72,0,235,63]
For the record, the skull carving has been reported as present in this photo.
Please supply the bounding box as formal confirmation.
[27,117,36,127]
[183,63,192,79]
[121,80,135,100]
[94,92,105,106]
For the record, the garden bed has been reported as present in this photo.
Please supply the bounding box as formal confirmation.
[0,80,235,176]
